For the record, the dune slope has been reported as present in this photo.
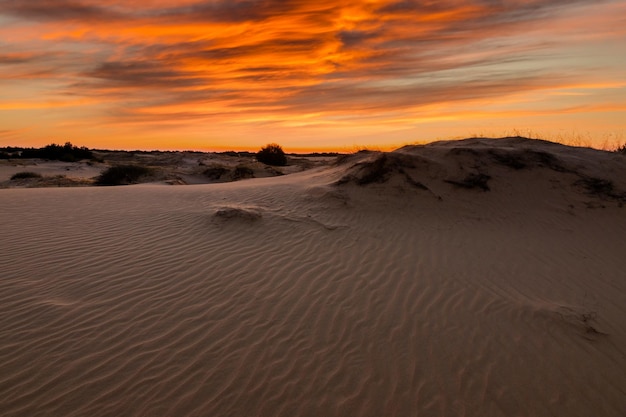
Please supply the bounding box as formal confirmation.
[1,138,625,416]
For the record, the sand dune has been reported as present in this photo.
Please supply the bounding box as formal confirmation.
[1,138,625,416]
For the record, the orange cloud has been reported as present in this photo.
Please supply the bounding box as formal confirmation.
[0,0,624,150]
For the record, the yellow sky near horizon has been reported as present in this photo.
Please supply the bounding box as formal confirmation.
[1,0,625,152]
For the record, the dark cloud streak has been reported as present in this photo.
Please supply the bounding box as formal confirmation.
[0,53,38,64]
[83,61,207,89]
[0,0,121,22]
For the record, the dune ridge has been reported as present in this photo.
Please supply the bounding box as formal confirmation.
[1,138,625,416]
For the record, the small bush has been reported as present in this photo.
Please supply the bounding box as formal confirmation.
[11,171,42,180]
[203,166,229,180]
[581,177,614,195]
[354,154,391,185]
[256,143,287,166]
[446,173,491,191]
[490,151,527,170]
[232,165,254,180]
[336,153,424,188]
[96,165,152,186]
[576,177,617,199]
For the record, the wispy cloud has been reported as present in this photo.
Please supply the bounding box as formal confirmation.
[0,52,43,64]
[0,128,28,139]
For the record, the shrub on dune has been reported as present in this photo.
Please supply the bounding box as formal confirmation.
[446,173,491,191]
[203,165,229,180]
[256,143,287,166]
[96,165,152,186]
[10,171,42,180]
[232,165,255,180]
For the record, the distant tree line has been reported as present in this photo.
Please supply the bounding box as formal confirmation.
[1,141,344,163]
[0,142,93,162]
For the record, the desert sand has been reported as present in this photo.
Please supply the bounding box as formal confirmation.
[0,149,329,188]
[1,137,625,416]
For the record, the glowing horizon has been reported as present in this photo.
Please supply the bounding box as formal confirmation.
[1,0,625,152]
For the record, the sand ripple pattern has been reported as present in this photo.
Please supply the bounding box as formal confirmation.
[1,178,626,417]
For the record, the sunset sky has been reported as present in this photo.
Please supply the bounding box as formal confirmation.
[1,0,625,152]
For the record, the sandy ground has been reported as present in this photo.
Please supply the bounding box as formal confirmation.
[0,150,333,188]
[1,137,625,416]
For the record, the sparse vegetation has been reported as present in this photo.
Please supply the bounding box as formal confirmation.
[489,151,527,170]
[334,150,373,166]
[5,172,93,187]
[232,165,254,180]
[218,151,255,158]
[489,149,568,172]
[20,142,94,162]
[10,171,42,180]
[263,165,285,177]
[96,165,152,186]
[203,164,255,181]
[336,152,430,191]
[203,165,229,180]
[256,143,287,166]
[575,176,625,203]
[527,150,568,172]
[617,144,626,155]
[579,177,614,196]
[352,154,392,185]
[446,173,491,191]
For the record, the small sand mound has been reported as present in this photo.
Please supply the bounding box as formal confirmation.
[213,206,262,221]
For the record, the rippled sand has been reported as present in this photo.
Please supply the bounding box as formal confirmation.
[2,138,625,416]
